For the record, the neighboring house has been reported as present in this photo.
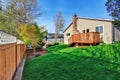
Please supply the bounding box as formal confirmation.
[0,30,17,44]
[47,33,64,43]
[64,14,120,45]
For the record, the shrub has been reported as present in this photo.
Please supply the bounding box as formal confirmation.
[53,42,59,45]
[46,42,59,47]
[46,43,53,47]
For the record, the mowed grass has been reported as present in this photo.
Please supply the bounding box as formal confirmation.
[22,44,120,80]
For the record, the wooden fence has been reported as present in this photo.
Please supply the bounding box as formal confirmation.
[0,43,26,80]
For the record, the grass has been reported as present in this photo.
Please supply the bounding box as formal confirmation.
[22,43,120,80]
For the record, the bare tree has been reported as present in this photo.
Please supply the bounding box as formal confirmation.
[54,12,65,42]
[0,0,2,11]
[0,0,42,36]
[5,0,42,24]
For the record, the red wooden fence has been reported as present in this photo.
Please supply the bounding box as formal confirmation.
[0,43,26,80]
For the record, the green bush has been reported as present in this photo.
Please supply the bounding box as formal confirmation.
[47,42,59,47]
[113,41,120,44]
[46,43,53,47]
[53,42,59,45]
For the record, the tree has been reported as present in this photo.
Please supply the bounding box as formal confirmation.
[54,12,65,42]
[0,1,9,33]
[105,0,120,27]
[17,24,47,54]
[5,0,42,24]
[0,0,42,36]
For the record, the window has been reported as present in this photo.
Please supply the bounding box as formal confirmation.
[82,30,85,33]
[82,29,90,33]
[66,33,70,36]
[95,26,103,33]
[86,29,89,32]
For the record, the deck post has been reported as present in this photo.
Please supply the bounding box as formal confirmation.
[81,43,83,46]
[75,43,79,47]
[90,44,92,46]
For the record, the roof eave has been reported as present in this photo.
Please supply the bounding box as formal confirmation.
[77,17,114,22]
[63,22,73,33]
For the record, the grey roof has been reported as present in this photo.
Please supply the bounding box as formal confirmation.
[77,17,114,22]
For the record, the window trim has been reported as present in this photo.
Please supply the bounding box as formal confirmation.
[95,25,104,34]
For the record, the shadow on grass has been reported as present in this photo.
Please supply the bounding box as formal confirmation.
[22,53,120,80]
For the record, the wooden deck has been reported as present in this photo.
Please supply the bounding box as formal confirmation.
[68,32,100,46]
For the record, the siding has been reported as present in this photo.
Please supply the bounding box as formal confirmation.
[64,24,73,44]
[77,18,113,44]
[64,18,113,44]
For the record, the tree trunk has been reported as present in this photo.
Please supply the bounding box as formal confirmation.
[55,37,57,43]
[33,46,36,54]
[55,33,58,43]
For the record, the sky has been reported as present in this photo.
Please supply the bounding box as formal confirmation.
[36,0,111,33]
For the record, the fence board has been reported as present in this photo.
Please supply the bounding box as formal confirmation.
[0,50,6,80]
[0,43,26,80]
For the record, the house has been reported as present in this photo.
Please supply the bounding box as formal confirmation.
[64,14,120,46]
[47,33,64,43]
[0,30,17,44]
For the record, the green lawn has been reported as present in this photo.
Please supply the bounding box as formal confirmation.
[22,43,120,80]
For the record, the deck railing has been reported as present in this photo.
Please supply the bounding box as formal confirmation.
[68,32,100,45]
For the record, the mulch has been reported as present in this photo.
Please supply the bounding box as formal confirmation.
[26,48,47,60]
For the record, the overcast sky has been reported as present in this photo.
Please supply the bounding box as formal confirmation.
[36,0,111,33]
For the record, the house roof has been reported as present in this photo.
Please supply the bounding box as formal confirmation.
[77,17,114,22]
[0,30,16,37]
[63,22,73,33]
[47,33,64,39]
[63,17,114,33]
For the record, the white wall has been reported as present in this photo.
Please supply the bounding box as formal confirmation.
[64,23,73,44]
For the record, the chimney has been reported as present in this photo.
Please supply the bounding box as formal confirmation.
[73,13,77,33]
